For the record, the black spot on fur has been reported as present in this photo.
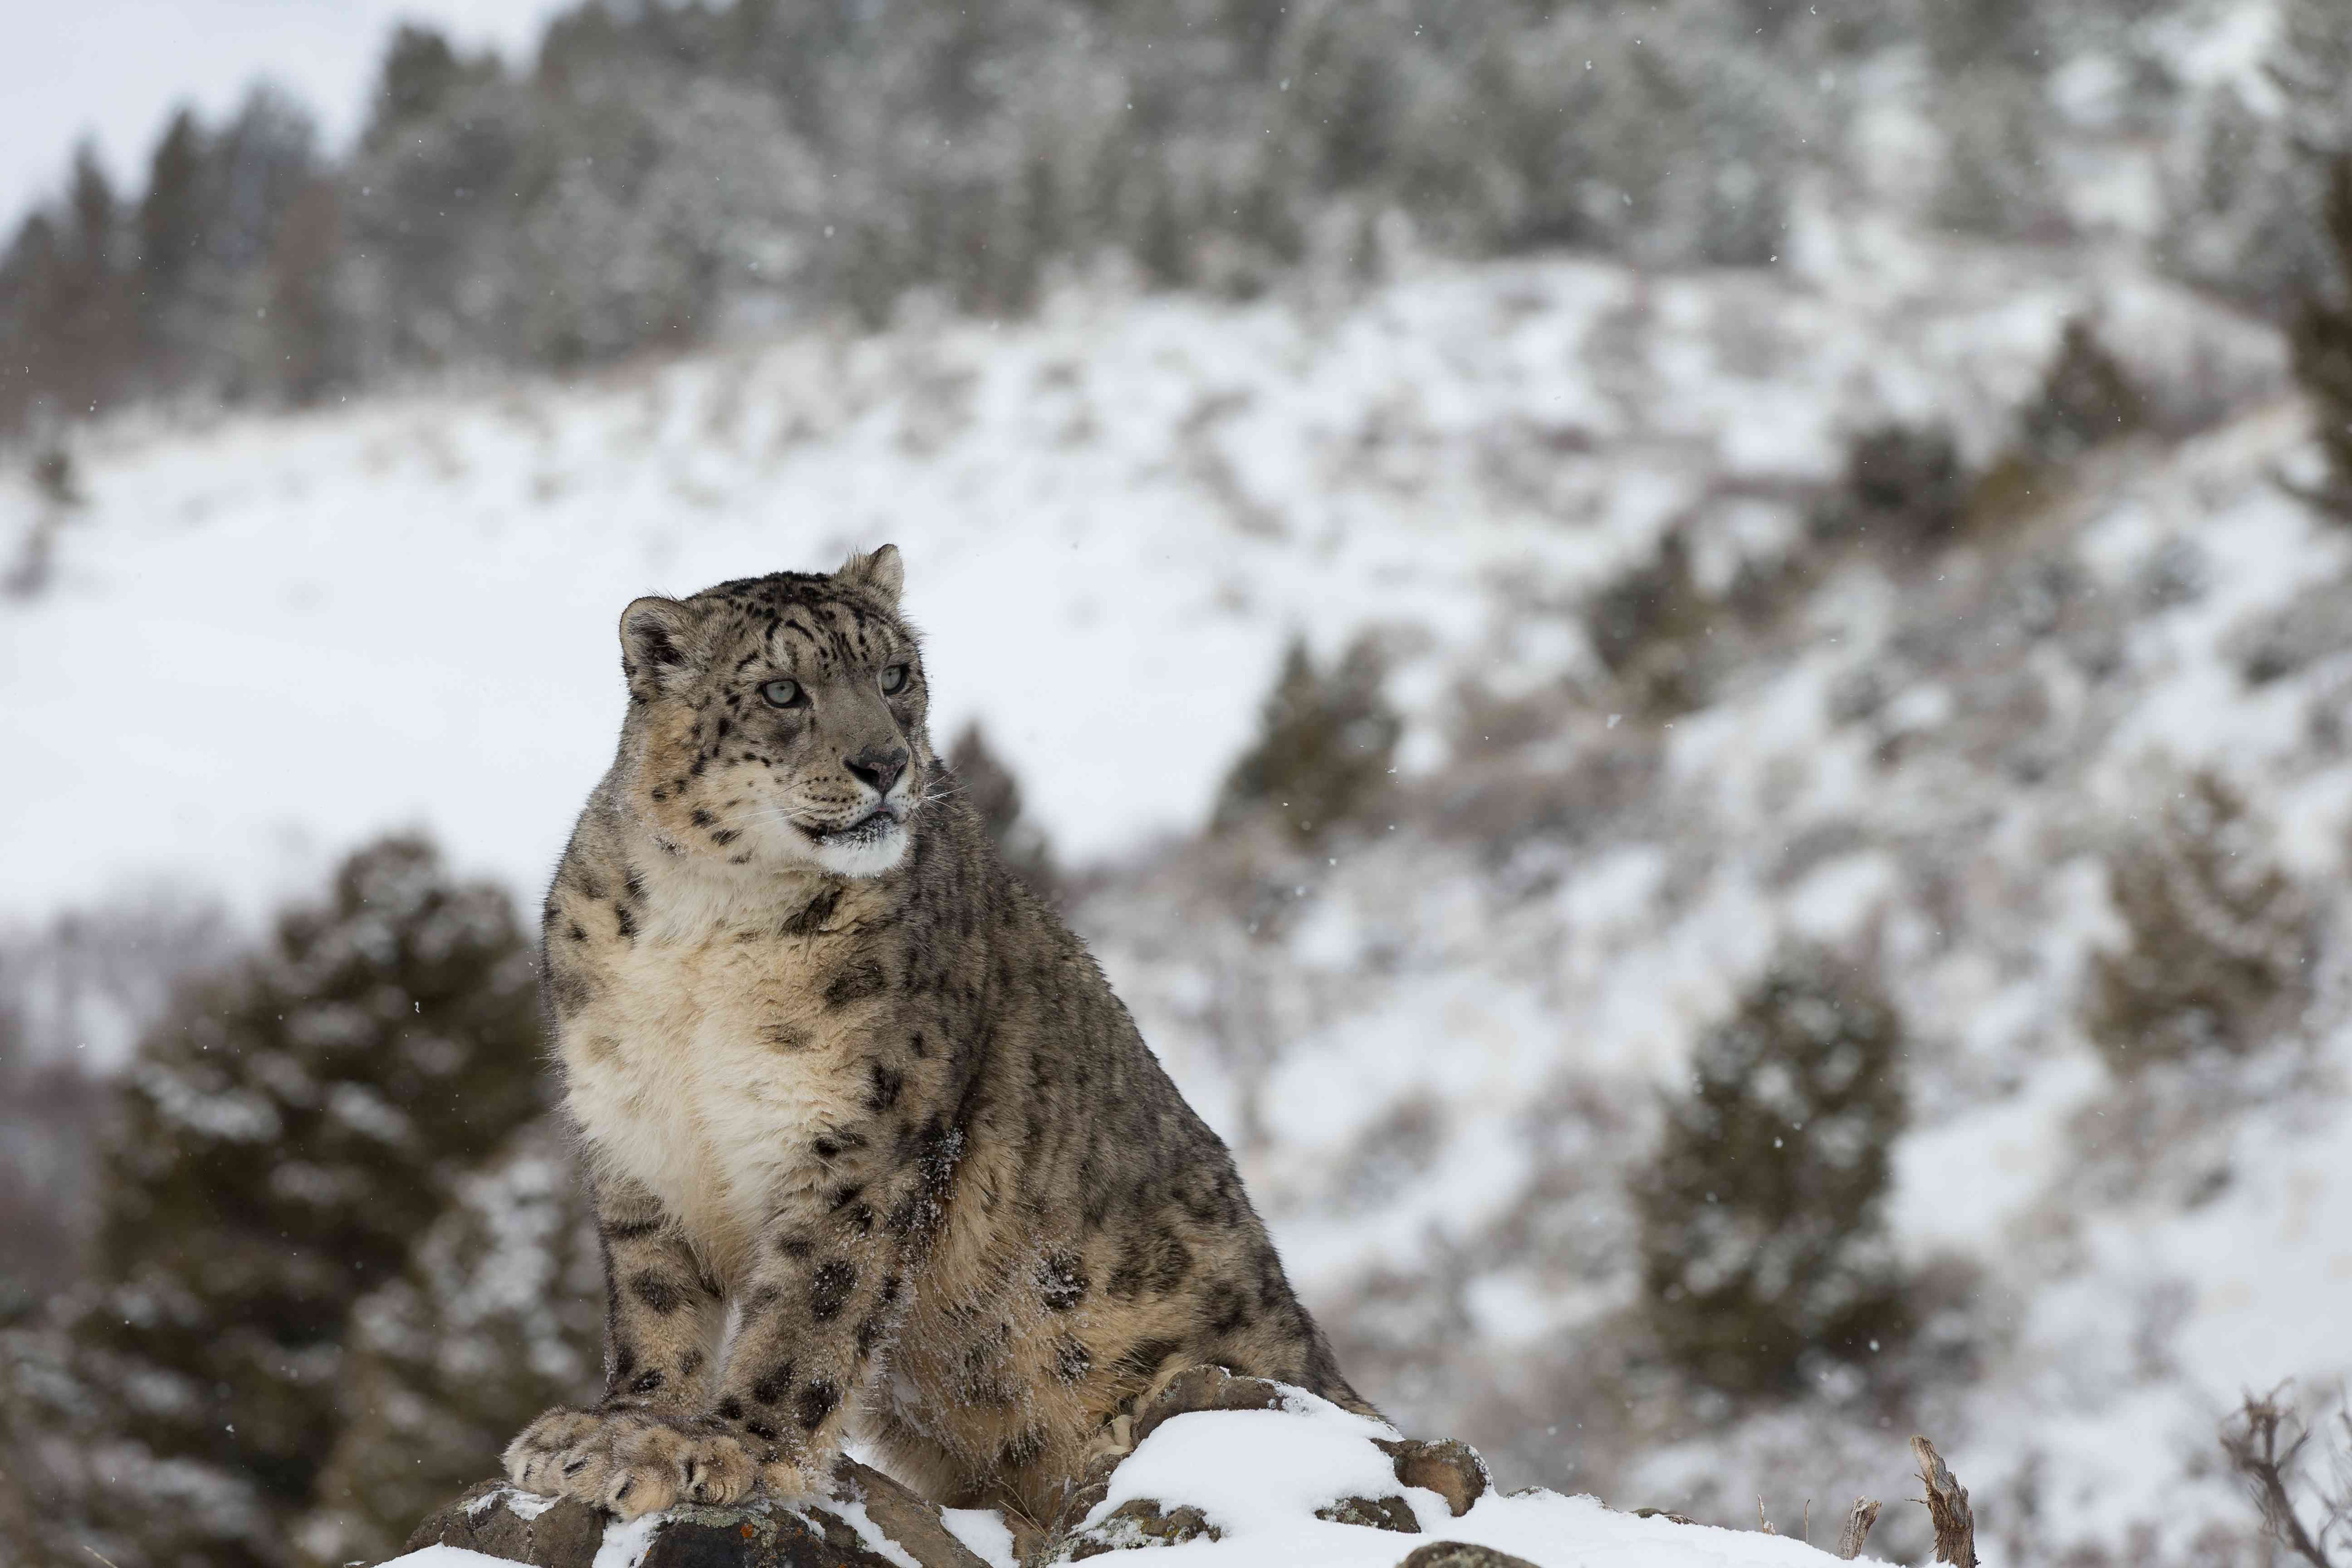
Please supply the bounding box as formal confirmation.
[865,1059,905,1113]
[631,1273,686,1314]
[716,1397,743,1421]
[745,1419,779,1444]
[547,966,592,1018]
[614,903,637,941]
[1204,1282,1251,1335]
[777,1237,813,1259]
[1154,1235,1195,1292]
[691,808,716,828]
[567,922,588,943]
[1053,1335,1093,1383]
[809,1260,858,1321]
[751,1362,794,1405]
[637,625,684,668]
[855,1315,887,1357]
[782,886,841,936]
[629,1369,664,1394]
[761,1022,810,1051]
[710,828,739,846]
[796,1378,841,1431]
[1039,1251,1088,1312]
[824,958,887,1009]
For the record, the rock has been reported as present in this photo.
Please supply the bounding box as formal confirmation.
[405,1463,989,1568]
[1059,1498,1221,1561]
[1127,1366,1292,1449]
[1038,1450,1125,1547]
[1376,1437,1490,1519]
[1314,1495,1421,1533]
[1396,1544,1543,1568]
[405,1482,605,1567]
[833,1458,993,1568]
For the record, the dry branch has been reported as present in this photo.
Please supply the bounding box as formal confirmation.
[2221,1389,2343,1568]
[1835,1497,1882,1561]
[1911,1436,1977,1568]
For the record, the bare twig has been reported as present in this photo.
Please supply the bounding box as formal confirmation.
[1758,1494,1777,1535]
[1835,1497,1882,1560]
[1911,1436,1978,1568]
[2221,1388,2342,1568]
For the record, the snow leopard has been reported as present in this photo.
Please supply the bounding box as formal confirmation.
[503,545,1372,1533]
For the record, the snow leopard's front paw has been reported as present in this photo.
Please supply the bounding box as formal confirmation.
[504,1406,612,1499]
[755,1444,840,1503]
[502,1406,752,1519]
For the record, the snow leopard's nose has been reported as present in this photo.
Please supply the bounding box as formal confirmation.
[844,745,909,799]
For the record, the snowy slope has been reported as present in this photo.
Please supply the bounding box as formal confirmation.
[0,216,2277,929]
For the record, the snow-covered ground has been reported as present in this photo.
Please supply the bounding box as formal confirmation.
[383,1394,1891,1568]
[5,201,2344,1568]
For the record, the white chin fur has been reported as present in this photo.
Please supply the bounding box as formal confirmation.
[807,820,910,878]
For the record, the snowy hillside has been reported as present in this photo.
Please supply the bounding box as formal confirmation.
[6,195,2347,1568]
[0,209,2281,926]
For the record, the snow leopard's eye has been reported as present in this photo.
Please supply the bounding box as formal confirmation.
[880,664,909,695]
[761,679,804,708]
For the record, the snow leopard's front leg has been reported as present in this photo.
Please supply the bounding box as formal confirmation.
[504,1170,744,1516]
[704,1114,960,1497]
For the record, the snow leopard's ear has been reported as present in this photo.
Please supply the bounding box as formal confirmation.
[837,543,904,608]
[619,595,708,701]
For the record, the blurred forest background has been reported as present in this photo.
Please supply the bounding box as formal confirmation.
[7,1,2352,1567]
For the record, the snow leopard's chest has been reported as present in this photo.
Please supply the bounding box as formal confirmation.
[560,922,870,1284]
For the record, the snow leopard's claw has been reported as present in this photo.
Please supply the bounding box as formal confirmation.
[504,1406,611,1498]
[679,1431,755,1505]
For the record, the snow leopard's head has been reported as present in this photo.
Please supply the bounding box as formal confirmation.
[614,545,933,879]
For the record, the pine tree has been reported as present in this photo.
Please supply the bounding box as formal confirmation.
[51,144,138,418]
[2290,156,2352,516]
[949,721,1062,903]
[1588,531,1716,716]
[136,108,212,382]
[2016,317,2146,465]
[1814,421,1969,552]
[296,1122,600,1568]
[2087,773,2312,1072]
[266,178,345,403]
[67,834,545,1568]
[1635,947,1911,1396]
[1212,633,1401,844]
[366,25,469,149]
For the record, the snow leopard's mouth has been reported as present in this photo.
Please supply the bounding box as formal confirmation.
[801,806,904,848]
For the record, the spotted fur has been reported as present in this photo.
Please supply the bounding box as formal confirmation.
[504,546,1372,1527]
